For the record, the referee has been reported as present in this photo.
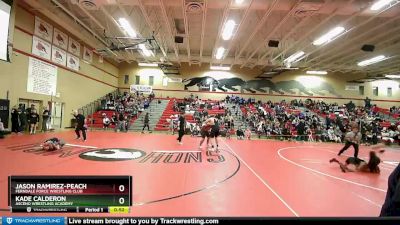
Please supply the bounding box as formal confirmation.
[177,113,185,145]
[73,110,87,141]
[338,124,361,158]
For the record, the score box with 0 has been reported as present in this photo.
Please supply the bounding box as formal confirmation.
[8,176,132,213]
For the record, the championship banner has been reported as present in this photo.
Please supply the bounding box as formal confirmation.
[32,36,51,60]
[67,53,79,71]
[51,45,67,66]
[83,46,93,63]
[53,28,68,50]
[34,16,53,43]
[68,37,80,57]
[130,85,152,94]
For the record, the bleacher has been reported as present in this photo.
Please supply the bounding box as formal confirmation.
[87,110,140,129]
[154,99,226,131]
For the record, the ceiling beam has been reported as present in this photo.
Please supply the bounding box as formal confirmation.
[209,0,233,66]
[308,15,400,69]
[99,5,137,62]
[182,0,191,66]
[234,0,279,65]
[271,0,355,64]
[76,4,133,62]
[224,0,254,67]
[199,0,208,66]
[324,27,400,71]
[254,13,314,69]
[240,0,302,68]
[159,0,180,63]
[117,2,154,63]
[303,2,400,69]
[137,0,168,59]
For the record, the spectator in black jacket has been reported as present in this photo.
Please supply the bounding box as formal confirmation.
[380,164,400,216]
[11,108,20,133]
[42,107,50,132]
[29,109,39,135]
[141,112,151,133]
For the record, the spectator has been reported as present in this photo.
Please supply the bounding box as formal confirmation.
[42,107,50,132]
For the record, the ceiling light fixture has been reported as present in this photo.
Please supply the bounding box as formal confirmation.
[371,0,397,11]
[215,47,225,60]
[139,44,154,57]
[138,63,158,67]
[306,70,328,75]
[210,66,231,71]
[118,18,136,37]
[284,51,305,63]
[385,74,400,79]
[222,20,236,40]
[235,0,244,4]
[313,26,345,46]
[357,55,387,67]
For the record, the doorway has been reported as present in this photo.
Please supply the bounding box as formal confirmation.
[49,102,64,129]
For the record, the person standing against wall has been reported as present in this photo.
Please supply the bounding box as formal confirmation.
[18,105,27,133]
[364,97,372,109]
[177,113,186,145]
[29,109,39,135]
[42,107,50,132]
[73,110,87,141]
[11,108,20,134]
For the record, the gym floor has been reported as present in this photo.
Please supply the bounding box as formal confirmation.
[1,131,398,217]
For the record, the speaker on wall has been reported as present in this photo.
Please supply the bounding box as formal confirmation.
[175,36,184,43]
[268,40,279,48]
[361,44,375,52]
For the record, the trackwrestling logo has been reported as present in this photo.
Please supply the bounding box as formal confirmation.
[79,149,146,161]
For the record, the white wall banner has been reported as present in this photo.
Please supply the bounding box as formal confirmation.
[67,53,79,71]
[130,85,153,94]
[68,37,80,56]
[162,77,168,87]
[32,36,51,60]
[53,28,68,50]
[34,16,53,43]
[168,77,183,83]
[345,84,359,91]
[51,45,66,66]
[83,46,93,63]
[27,57,58,96]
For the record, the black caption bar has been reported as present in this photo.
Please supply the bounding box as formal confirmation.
[66,218,400,225]
[12,207,110,213]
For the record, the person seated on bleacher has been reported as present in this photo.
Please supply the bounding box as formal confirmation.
[382,127,399,145]
[102,113,111,130]
[236,127,245,140]
[245,127,252,140]
[190,123,200,137]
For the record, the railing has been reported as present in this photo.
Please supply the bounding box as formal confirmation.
[78,89,120,117]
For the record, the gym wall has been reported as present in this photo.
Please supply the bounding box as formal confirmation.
[118,63,400,108]
[0,4,119,127]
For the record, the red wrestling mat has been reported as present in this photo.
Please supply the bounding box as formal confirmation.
[1,131,399,217]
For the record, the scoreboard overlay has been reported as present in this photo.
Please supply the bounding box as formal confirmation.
[8,176,132,213]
